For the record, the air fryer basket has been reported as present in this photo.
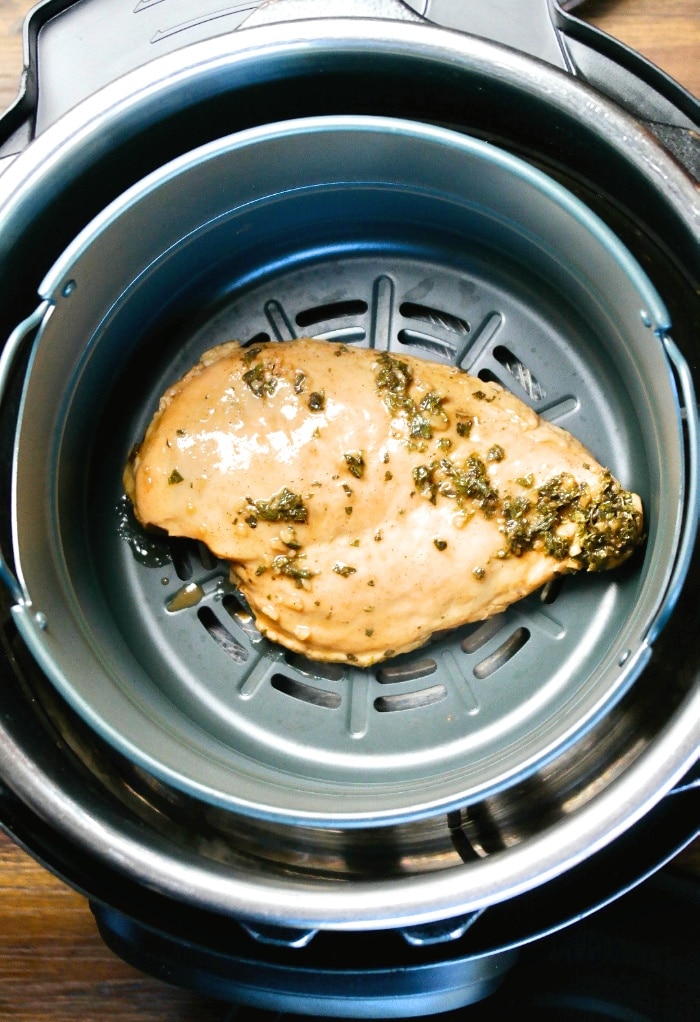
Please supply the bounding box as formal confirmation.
[4,113,694,829]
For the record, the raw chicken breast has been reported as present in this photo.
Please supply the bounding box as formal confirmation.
[123,338,643,666]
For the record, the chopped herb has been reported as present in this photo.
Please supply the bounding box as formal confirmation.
[487,445,505,462]
[255,564,268,576]
[345,506,353,516]
[384,470,394,481]
[438,455,499,516]
[294,370,306,394]
[245,515,258,528]
[455,417,473,438]
[413,463,438,504]
[175,429,187,437]
[472,566,486,579]
[242,361,277,398]
[344,451,365,478]
[375,350,413,392]
[437,437,452,450]
[420,391,444,414]
[434,538,447,551]
[333,563,357,577]
[374,530,383,542]
[308,390,325,411]
[168,469,184,484]
[516,474,534,488]
[342,483,353,496]
[365,628,374,637]
[271,553,315,587]
[242,345,263,365]
[246,487,308,523]
[374,351,434,440]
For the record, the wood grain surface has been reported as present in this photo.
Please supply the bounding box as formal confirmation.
[0,2,697,1020]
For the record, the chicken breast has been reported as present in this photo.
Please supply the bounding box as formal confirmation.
[124,338,643,666]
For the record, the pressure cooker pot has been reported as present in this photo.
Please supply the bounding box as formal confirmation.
[0,1,697,1015]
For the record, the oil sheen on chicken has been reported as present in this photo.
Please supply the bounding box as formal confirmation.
[123,338,644,666]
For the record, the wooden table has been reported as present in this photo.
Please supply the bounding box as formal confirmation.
[0,2,697,1020]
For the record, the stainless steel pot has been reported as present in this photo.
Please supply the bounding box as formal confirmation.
[0,0,697,996]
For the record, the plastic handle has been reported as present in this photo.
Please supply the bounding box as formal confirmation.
[0,301,51,606]
[646,334,700,646]
[239,0,426,28]
[423,0,570,70]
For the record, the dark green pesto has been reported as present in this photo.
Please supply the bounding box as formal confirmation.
[246,487,308,524]
[242,345,263,365]
[439,455,499,516]
[411,455,498,515]
[344,451,365,478]
[373,351,433,439]
[501,471,643,569]
[419,391,447,419]
[333,563,357,577]
[271,554,315,587]
[242,361,277,398]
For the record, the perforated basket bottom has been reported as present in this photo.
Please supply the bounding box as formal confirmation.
[89,245,652,823]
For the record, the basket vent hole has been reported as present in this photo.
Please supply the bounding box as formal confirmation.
[271,673,342,709]
[540,576,565,605]
[493,345,546,401]
[296,300,368,327]
[400,302,470,336]
[461,616,507,654]
[243,332,271,348]
[374,685,447,713]
[477,368,501,386]
[196,542,219,570]
[377,658,437,684]
[197,606,248,664]
[397,330,455,360]
[221,593,260,638]
[473,627,530,680]
[285,651,346,681]
[170,539,194,581]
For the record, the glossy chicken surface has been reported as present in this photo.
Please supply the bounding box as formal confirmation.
[124,338,644,665]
